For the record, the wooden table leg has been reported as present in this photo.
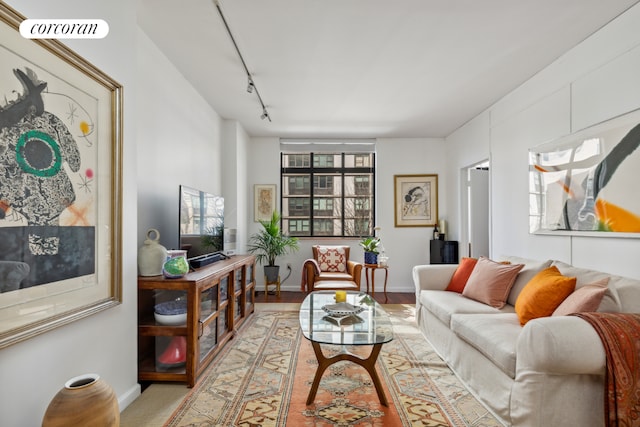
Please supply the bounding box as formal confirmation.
[365,267,371,293]
[370,268,376,298]
[306,341,388,406]
[383,269,388,303]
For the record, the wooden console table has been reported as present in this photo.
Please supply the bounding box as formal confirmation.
[137,254,256,387]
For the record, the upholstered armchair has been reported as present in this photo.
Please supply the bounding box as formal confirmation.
[301,245,363,292]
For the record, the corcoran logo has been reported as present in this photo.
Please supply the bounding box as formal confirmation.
[19,19,109,39]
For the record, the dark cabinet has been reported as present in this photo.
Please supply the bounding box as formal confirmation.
[430,240,459,264]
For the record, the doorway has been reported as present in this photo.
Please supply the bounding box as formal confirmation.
[463,161,490,258]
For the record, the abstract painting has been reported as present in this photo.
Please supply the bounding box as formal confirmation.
[0,4,122,348]
[529,109,640,236]
[394,174,438,227]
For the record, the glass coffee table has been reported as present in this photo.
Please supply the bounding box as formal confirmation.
[299,291,394,406]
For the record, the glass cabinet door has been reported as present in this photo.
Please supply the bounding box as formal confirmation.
[199,285,218,322]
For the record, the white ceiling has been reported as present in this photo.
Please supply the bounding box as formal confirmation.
[138,0,639,139]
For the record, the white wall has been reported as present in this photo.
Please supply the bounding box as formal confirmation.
[136,30,224,250]
[446,3,640,279]
[0,1,139,426]
[247,137,447,292]
[221,120,250,254]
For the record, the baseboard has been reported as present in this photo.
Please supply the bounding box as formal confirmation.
[118,383,142,412]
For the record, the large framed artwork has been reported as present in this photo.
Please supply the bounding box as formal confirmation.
[0,4,123,348]
[254,184,276,222]
[529,109,640,237]
[394,174,438,227]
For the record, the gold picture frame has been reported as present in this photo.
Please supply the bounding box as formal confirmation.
[394,174,438,227]
[254,184,276,222]
[0,3,123,348]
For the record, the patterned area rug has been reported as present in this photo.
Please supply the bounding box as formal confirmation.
[164,306,502,426]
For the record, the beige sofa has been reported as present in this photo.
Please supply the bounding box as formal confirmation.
[413,256,640,427]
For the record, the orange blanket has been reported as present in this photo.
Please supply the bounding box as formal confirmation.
[573,312,640,427]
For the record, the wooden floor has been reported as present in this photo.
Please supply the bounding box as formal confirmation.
[255,290,415,305]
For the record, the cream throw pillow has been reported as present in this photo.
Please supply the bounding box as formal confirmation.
[552,278,609,316]
[462,257,524,308]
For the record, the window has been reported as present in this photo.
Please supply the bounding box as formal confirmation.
[281,151,376,237]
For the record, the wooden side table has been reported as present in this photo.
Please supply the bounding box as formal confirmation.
[364,264,389,302]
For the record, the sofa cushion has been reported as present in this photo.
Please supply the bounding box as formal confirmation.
[451,313,522,378]
[515,266,576,325]
[500,256,553,306]
[553,278,609,316]
[445,257,478,293]
[552,261,621,312]
[462,257,524,308]
[420,290,514,327]
[610,275,640,312]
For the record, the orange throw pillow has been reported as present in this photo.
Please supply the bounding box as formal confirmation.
[515,266,576,325]
[446,257,478,293]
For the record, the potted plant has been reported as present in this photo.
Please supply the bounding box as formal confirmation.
[359,236,380,265]
[248,211,299,282]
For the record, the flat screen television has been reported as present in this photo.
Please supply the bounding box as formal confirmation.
[178,185,225,267]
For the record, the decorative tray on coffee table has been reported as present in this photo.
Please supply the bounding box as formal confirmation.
[322,302,365,317]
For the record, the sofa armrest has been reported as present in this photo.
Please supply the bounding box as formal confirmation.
[516,316,605,375]
[412,265,457,319]
[412,264,457,293]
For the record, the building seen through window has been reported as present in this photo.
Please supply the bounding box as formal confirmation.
[281,151,375,237]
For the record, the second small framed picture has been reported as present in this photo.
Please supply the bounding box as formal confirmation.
[394,174,438,227]
[254,184,276,222]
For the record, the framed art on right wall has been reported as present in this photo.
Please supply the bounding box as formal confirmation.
[529,109,640,237]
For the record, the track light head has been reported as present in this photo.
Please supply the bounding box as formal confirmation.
[261,111,268,120]
[246,79,254,93]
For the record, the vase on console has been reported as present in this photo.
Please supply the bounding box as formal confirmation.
[138,228,168,276]
[163,250,189,279]
[42,373,119,427]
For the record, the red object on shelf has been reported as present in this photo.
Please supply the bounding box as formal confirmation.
[157,336,187,367]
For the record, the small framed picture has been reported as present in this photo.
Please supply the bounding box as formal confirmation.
[254,184,276,222]
[394,174,438,227]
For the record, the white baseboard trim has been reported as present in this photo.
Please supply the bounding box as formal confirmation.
[118,383,141,412]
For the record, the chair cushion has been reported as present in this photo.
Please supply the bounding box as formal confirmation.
[316,246,348,272]
[317,271,355,281]
[312,280,359,291]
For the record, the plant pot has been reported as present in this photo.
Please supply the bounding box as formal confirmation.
[42,373,119,427]
[364,251,378,265]
[264,265,280,283]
